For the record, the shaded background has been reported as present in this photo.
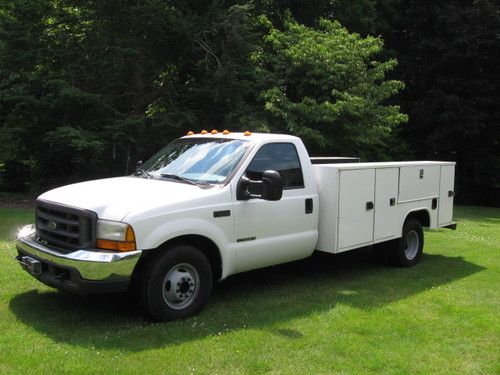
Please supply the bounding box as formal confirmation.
[0,0,498,206]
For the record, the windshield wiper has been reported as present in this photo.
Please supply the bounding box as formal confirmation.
[160,173,204,186]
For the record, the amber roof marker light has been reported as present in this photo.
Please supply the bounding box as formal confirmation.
[244,131,252,136]
[211,129,218,134]
[222,130,230,135]
[186,131,194,135]
[200,130,208,134]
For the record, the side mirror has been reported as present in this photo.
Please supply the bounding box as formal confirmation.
[261,170,283,201]
[237,170,283,201]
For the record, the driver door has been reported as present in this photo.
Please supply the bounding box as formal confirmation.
[232,142,317,273]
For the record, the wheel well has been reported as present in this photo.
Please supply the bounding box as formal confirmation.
[143,235,223,282]
[405,209,430,228]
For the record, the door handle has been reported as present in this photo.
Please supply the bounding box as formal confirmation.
[366,201,374,210]
[305,198,313,214]
[389,198,396,206]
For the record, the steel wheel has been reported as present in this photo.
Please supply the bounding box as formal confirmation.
[136,244,213,321]
[388,219,424,267]
[162,263,200,310]
[404,230,420,260]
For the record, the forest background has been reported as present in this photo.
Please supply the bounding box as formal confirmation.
[0,0,498,206]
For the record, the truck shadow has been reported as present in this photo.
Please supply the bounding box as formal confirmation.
[9,250,484,351]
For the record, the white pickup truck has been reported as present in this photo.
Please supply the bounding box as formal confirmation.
[15,132,456,321]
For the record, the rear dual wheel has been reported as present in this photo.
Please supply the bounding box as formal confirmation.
[388,219,424,267]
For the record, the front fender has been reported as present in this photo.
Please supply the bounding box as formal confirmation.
[135,217,234,278]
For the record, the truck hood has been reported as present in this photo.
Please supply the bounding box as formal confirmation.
[38,177,222,221]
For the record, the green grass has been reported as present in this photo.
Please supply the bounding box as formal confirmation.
[0,206,499,374]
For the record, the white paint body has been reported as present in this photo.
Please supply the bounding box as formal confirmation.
[38,133,455,280]
[313,161,455,253]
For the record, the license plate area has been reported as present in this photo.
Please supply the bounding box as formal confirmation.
[21,256,42,276]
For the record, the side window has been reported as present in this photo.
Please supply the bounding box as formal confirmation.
[246,143,304,191]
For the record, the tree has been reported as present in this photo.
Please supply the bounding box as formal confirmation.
[0,0,188,187]
[0,0,264,189]
[0,1,407,192]
[257,16,407,159]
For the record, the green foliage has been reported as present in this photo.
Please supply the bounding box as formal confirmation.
[258,17,407,157]
[0,0,500,204]
[1,0,495,205]
[262,0,499,204]
[0,0,407,190]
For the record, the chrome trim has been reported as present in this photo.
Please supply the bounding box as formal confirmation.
[16,225,141,281]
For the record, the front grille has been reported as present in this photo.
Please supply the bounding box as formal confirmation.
[35,201,97,250]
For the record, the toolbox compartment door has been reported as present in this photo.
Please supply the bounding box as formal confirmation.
[374,168,400,241]
[338,169,375,251]
[399,166,440,201]
[438,165,455,225]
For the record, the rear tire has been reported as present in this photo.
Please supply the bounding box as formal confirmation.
[389,219,424,267]
[135,244,213,321]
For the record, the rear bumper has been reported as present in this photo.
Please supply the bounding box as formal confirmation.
[15,225,142,294]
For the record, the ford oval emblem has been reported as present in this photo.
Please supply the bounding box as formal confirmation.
[47,220,57,230]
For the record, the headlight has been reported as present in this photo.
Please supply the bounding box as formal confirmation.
[96,220,136,251]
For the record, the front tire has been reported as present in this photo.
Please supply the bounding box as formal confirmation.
[389,219,424,267]
[136,244,213,321]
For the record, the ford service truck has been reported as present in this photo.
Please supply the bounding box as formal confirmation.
[15,132,456,321]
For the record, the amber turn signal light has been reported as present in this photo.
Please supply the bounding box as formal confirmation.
[96,239,136,251]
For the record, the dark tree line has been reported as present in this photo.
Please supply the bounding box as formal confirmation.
[389,1,499,206]
[0,0,498,206]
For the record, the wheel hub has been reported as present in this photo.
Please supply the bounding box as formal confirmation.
[162,263,199,310]
[404,230,419,260]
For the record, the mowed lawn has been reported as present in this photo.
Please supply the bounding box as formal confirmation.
[0,206,498,374]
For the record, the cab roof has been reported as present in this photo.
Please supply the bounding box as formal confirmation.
[180,132,301,144]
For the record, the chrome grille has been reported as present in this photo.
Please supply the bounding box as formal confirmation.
[35,201,96,250]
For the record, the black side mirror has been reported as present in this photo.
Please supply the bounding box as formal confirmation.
[237,170,283,201]
[261,170,282,201]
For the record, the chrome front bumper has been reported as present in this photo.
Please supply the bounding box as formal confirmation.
[15,225,142,292]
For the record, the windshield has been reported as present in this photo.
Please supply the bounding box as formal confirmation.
[136,138,251,185]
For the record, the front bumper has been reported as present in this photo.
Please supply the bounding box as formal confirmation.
[15,225,142,294]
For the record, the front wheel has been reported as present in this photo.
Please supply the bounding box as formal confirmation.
[136,244,213,321]
[389,219,424,267]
